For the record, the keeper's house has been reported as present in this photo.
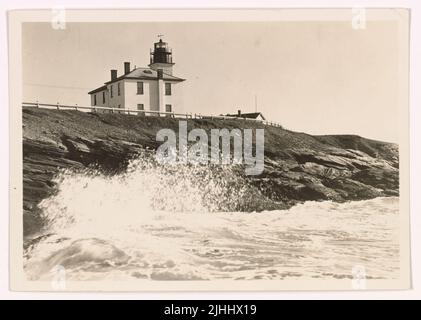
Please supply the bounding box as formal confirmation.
[88,38,185,114]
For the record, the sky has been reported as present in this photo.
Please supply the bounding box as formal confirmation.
[23,21,400,142]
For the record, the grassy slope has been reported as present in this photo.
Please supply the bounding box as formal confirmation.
[23,108,396,157]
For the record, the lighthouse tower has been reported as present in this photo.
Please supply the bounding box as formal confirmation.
[149,38,175,75]
[89,37,184,114]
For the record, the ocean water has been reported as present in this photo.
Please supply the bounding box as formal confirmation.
[24,155,400,281]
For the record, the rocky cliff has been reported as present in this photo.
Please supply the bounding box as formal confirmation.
[22,108,399,237]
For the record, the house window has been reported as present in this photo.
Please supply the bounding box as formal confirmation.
[110,85,113,98]
[165,83,172,95]
[137,82,144,95]
[102,92,105,103]
[137,104,144,110]
[93,94,97,105]
[165,104,172,112]
[118,83,121,96]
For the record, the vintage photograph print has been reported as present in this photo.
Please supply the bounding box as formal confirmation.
[9,9,410,291]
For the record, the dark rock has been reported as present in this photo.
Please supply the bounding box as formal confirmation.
[22,108,399,237]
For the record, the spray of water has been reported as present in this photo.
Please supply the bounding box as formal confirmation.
[23,152,400,282]
[24,152,258,280]
[38,151,252,234]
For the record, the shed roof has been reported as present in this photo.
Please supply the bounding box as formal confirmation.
[88,85,107,95]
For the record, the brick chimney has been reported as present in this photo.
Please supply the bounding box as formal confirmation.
[111,69,117,81]
[124,62,130,74]
[157,69,163,79]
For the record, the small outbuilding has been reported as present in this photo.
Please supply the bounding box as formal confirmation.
[226,110,266,121]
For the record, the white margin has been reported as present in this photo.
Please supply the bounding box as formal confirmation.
[0,0,420,300]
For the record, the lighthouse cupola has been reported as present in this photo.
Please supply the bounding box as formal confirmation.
[149,38,175,75]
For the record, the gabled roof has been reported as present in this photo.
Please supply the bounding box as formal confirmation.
[226,112,266,120]
[88,67,185,95]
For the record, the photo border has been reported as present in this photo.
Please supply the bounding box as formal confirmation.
[8,8,411,292]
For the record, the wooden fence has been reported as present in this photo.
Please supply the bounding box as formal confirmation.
[22,102,283,128]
